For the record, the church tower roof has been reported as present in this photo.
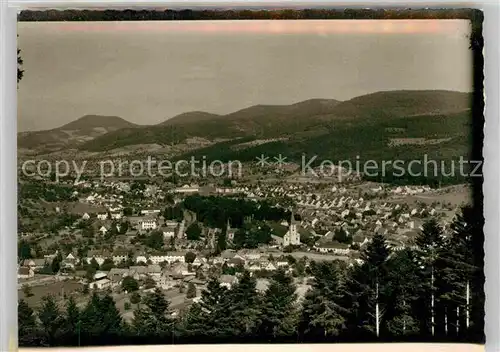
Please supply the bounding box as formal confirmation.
[290,209,298,225]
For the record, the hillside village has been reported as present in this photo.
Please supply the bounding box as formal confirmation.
[18,171,470,321]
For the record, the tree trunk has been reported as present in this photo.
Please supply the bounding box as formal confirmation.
[403,299,406,333]
[376,282,380,338]
[445,306,448,335]
[466,280,470,329]
[431,267,435,336]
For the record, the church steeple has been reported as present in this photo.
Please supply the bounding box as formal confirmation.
[290,208,296,225]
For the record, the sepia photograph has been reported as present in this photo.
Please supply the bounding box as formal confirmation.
[16,9,484,348]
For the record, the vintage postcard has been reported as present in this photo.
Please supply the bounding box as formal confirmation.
[16,9,484,348]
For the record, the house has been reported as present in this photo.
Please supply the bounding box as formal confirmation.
[147,264,162,278]
[62,253,78,269]
[82,213,91,220]
[97,213,108,221]
[165,220,179,228]
[243,252,261,261]
[192,257,202,267]
[93,272,108,281]
[23,258,47,270]
[110,212,122,220]
[283,211,300,247]
[165,252,186,264]
[90,278,111,290]
[112,252,128,265]
[108,268,129,284]
[316,242,350,255]
[129,266,149,278]
[264,262,277,271]
[220,250,236,262]
[141,209,161,215]
[227,256,245,268]
[248,263,261,272]
[99,226,108,235]
[18,266,35,279]
[220,275,238,289]
[149,254,168,265]
[135,255,148,264]
[173,184,200,194]
[86,252,108,266]
[161,226,176,239]
[139,218,158,231]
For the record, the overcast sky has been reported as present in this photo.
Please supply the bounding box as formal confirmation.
[17,20,472,132]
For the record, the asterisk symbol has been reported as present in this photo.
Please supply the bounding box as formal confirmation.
[274,154,288,168]
[256,154,270,167]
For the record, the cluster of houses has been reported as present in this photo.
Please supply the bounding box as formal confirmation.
[18,247,300,286]
[232,183,451,254]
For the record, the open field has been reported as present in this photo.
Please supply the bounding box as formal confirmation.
[390,184,471,207]
[18,279,84,308]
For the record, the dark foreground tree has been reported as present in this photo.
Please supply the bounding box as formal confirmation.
[301,261,347,339]
[132,288,173,340]
[38,295,64,345]
[259,269,298,340]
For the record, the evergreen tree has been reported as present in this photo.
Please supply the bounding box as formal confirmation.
[442,205,484,341]
[224,270,261,337]
[132,288,173,339]
[19,299,39,346]
[259,268,298,340]
[121,276,139,292]
[38,295,64,345]
[62,296,80,343]
[384,249,422,337]
[301,261,347,339]
[180,302,206,338]
[186,222,202,241]
[217,231,227,253]
[80,293,122,342]
[18,240,32,260]
[51,252,63,274]
[343,234,390,339]
[195,276,229,337]
[415,219,446,337]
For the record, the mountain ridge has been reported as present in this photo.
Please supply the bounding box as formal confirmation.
[18,90,472,154]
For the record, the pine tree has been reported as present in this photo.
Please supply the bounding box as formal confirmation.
[62,296,80,344]
[301,261,347,339]
[38,295,64,345]
[259,268,298,340]
[383,249,422,337]
[19,299,39,346]
[415,219,446,337]
[80,292,122,342]
[180,302,207,338]
[442,205,484,341]
[344,234,390,339]
[132,288,173,339]
[192,276,229,337]
[224,270,261,337]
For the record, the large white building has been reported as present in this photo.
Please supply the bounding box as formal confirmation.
[139,218,158,231]
[283,211,300,247]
